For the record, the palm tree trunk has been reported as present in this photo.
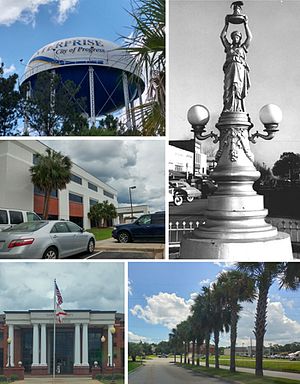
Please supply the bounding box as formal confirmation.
[254,280,270,376]
[196,341,200,366]
[184,342,187,364]
[205,334,210,368]
[180,352,182,364]
[43,189,51,219]
[192,340,195,365]
[230,307,238,373]
[174,350,176,363]
[214,330,220,369]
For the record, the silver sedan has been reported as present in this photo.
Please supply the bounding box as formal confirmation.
[0,220,95,259]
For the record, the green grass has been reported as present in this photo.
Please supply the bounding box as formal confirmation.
[87,227,113,241]
[97,373,124,384]
[208,356,300,373]
[128,357,145,372]
[180,364,300,384]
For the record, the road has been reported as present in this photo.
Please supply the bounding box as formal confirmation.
[169,199,208,224]
[129,358,228,384]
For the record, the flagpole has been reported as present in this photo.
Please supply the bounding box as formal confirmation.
[53,279,56,380]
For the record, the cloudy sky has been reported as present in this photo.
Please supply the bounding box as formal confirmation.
[0,261,124,313]
[129,262,300,347]
[0,0,134,77]
[43,139,165,212]
[170,0,300,167]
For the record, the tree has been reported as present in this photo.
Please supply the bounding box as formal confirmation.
[129,342,143,362]
[254,161,275,188]
[216,270,256,373]
[88,201,117,228]
[238,262,300,377]
[272,152,300,182]
[0,64,21,136]
[122,0,165,135]
[30,149,72,219]
[21,71,88,136]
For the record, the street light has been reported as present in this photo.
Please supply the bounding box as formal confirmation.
[7,337,12,367]
[180,1,292,260]
[109,326,116,384]
[101,335,106,372]
[129,186,136,220]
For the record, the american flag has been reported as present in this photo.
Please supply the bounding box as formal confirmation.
[56,305,68,323]
[55,281,63,305]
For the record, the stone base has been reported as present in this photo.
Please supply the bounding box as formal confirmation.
[4,367,25,380]
[73,365,90,375]
[179,231,293,260]
[31,365,48,375]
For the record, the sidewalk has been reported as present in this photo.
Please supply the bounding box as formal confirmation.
[95,238,165,259]
[20,377,99,384]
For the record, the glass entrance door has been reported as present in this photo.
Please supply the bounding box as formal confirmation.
[49,329,74,374]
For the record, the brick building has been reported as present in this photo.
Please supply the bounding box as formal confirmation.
[0,310,124,376]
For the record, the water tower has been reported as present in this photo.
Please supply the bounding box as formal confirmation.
[21,37,145,128]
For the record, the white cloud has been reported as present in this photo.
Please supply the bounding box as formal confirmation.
[128,331,151,343]
[130,292,194,330]
[199,278,210,285]
[128,280,133,296]
[0,0,79,26]
[3,64,16,75]
[220,299,300,347]
[57,0,79,23]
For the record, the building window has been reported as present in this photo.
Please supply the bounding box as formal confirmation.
[103,190,114,199]
[69,192,83,204]
[34,186,58,197]
[32,153,38,165]
[71,174,82,185]
[88,182,98,192]
[90,198,98,207]
[175,165,183,172]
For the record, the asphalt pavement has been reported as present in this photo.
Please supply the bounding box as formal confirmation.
[169,199,208,224]
[129,358,229,384]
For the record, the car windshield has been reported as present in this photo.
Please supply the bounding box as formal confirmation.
[2,221,48,232]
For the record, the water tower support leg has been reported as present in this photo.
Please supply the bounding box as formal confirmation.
[122,71,132,130]
[23,81,32,135]
[89,66,96,126]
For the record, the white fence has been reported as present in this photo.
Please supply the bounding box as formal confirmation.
[169,218,300,256]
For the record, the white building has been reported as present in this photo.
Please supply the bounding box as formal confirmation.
[168,140,207,178]
[0,140,118,229]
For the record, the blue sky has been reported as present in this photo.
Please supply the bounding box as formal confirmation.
[129,262,300,347]
[0,0,134,79]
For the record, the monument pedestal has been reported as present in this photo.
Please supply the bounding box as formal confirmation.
[180,231,293,260]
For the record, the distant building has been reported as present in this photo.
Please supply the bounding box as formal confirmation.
[0,141,118,229]
[169,139,207,179]
[117,205,149,223]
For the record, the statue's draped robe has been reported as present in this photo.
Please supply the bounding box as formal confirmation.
[223,43,250,112]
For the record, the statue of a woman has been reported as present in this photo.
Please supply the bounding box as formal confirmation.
[220,15,252,112]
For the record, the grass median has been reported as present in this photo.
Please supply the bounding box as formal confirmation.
[180,364,300,384]
[87,227,113,241]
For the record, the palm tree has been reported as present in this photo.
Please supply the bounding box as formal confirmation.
[237,262,300,377]
[210,282,230,369]
[30,149,72,219]
[217,270,256,373]
[121,0,165,135]
[191,288,213,368]
[100,200,117,227]
[176,319,191,365]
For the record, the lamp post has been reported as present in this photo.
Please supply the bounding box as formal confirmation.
[129,186,136,220]
[101,335,106,372]
[109,326,116,384]
[180,2,292,260]
[7,337,12,367]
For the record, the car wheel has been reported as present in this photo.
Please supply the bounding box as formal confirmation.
[43,247,58,259]
[174,194,183,206]
[186,196,194,202]
[87,238,95,254]
[118,231,131,243]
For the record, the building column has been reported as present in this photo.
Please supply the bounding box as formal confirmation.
[108,325,113,366]
[40,324,47,366]
[32,324,39,366]
[74,323,81,366]
[7,324,14,367]
[82,323,89,366]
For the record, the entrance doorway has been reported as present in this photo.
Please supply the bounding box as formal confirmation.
[49,329,74,374]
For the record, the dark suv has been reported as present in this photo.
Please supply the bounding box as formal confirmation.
[112,212,165,243]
